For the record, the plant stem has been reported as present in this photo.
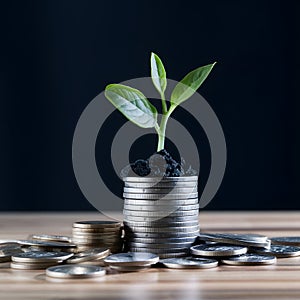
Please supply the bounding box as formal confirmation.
[161,93,167,114]
[156,106,176,151]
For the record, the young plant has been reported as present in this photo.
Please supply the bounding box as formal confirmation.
[105,53,216,151]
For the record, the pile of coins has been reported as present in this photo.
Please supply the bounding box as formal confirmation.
[72,221,123,253]
[1,229,300,278]
[123,176,199,258]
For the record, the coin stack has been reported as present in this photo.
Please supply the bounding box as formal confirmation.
[72,221,123,253]
[123,176,200,258]
[10,251,73,270]
[104,252,159,272]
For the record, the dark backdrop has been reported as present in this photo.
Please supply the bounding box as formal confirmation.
[0,0,299,210]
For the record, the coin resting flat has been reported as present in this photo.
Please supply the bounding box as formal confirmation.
[160,257,219,269]
[104,252,159,266]
[190,244,248,257]
[221,254,277,266]
[46,265,106,278]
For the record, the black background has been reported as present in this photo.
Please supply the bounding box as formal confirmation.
[0,0,299,211]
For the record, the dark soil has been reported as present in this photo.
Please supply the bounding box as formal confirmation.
[125,149,196,177]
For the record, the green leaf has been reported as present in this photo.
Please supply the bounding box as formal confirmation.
[171,62,216,106]
[150,52,167,95]
[105,84,158,128]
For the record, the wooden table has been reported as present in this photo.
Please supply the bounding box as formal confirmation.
[1,211,300,300]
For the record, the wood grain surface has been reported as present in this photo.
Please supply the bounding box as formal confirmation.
[0,211,300,300]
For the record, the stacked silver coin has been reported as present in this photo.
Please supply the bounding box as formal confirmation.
[10,251,73,270]
[104,252,159,272]
[123,176,199,258]
[72,221,123,253]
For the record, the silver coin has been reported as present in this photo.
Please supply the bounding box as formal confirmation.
[128,247,190,254]
[124,199,199,206]
[0,254,11,263]
[160,257,218,269]
[0,245,23,256]
[74,241,123,248]
[199,233,268,243]
[123,193,198,200]
[251,245,300,258]
[123,210,198,217]
[11,261,62,270]
[197,234,271,249]
[12,251,74,263]
[123,176,198,183]
[271,237,300,246]
[73,221,121,229]
[125,182,197,188]
[72,228,122,235]
[126,242,194,249]
[158,252,188,258]
[221,254,276,266]
[125,231,199,239]
[72,236,121,243]
[124,215,199,222]
[124,225,199,233]
[124,220,199,228]
[75,245,121,253]
[124,187,197,194]
[190,244,247,257]
[0,240,76,248]
[24,246,76,253]
[109,265,151,272]
[123,204,200,212]
[46,264,106,278]
[29,234,72,243]
[127,236,197,244]
[104,252,159,266]
[72,227,122,233]
[66,248,110,264]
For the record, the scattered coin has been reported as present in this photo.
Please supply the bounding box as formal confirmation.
[109,265,151,272]
[129,247,189,254]
[66,248,110,264]
[28,234,72,243]
[271,237,300,246]
[0,254,12,263]
[104,252,159,266]
[160,257,219,269]
[0,245,23,256]
[149,252,187,259]
[221,254,276,266]
[250,245,300,258]
[0,240,76,248]
[11,261,62,270]
[197,233,271,249]
[12,251,73,263]
[46,265,106,278]
[190,244,248,257]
